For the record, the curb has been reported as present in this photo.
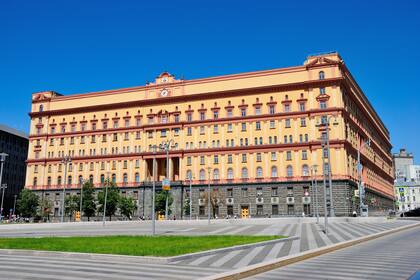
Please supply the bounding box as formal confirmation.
[0,236,296,265]
[201,222,420,280]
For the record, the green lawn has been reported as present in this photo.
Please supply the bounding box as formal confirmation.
[0,235,283,257]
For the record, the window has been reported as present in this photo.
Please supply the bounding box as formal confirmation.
[241,123,246,131]
[200,156,205,165]
[320,87,326,95]
[284,104,290,112]
[33,177,37,186]
[213,125,219,133]
[241,167,248,179]
[227,154,233,164]
[68,176,72,186]
[286,165,293,177]
[161,129,167,137]
[227,168,234,179]
[113,121,118,128]
[285,119,291,128]
[289,135,293,143]
[227,188,233,197]
[256,153,262,162]
[187,127,192,136]
[255,121,261,130]
[187,113,192,122]
[302,150,308,160]
[319,71,325,80]
[271,166,278,178]
[113,133,118,141]
[81,136,85,144]
[302,165,309,176]
[320,101,327,109]
[199,169,206,180]
[200,111,205,121]
[70,137,74,145]
[256,167,263,178]
[214,155,219,164]
[135,172,140,183]
[269,105,275,114]
[299,103,305,112]
[305,134,309,142]
[123,173,128,185]
[284,135,288,144]
[272,205,279,215]
[271,152,277,161]
[300,118,306,127]
[92,123,97,130]
[199,206,205,216]
[242,154,247,163]
[257,205,263,216]
[186,170,192,180]
[241,187,248,197]
[227,123,233,132]
[255,106,261,115]
[286,151,292,160]
[200,126,205,134]
[78,175,83,186]
[227,109,233,117]
[213,111,219,119]
[111,174,116,184]
[269,120,275,129]
[213,169,219,180]
[241,108,246,117]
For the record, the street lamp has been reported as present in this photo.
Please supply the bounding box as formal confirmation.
[79,178,83,222]
[13,194,17,217]
[311,165,319,224]
[0,184,7,221]
[321,140,329,235]
[188,172,193,221]
[207,167,211,225]
[317,115,338,217]
[61,155,71,223]
[151,145,157,235]
[102,171,110,227]
[160,139,176,220]
[0,153,8,221]
[357,138,371,216]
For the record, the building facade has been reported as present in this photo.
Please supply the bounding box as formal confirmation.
[395,182,420,212]
[0,125,29,217]
[25,53,395,219]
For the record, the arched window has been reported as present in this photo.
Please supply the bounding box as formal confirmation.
[112,174,116,184]
[78,175,83,186]
[271,166,278,178]
[302,165,309,177]
[213,169,219,180]
[286,165,293,177]
[39,105,44,112]
[227,168,234,180]
[199,169,205,180]
[319,71,325,80]
[89,175,94,184]
[33,177,37,186]
[123,173,128,185]
[241,167,248,179]
[256,167,263,178]
[100,174,105,185]
[135,172,140,183]
[68,176,72,186]
[186,170,192,180]
[57,176,62,186]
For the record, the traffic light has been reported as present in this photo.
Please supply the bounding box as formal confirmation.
[75,211,81,221]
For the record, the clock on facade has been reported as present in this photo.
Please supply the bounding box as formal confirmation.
[160,89,169,97]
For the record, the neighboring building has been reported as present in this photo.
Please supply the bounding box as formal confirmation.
[393,148,419,182]
[0,124,29,216]
[395,182,420,212]
[25,52,394,218]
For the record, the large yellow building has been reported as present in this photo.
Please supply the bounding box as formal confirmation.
[25,53,394,218]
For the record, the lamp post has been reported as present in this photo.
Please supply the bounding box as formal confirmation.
[207,167,211,225]
[61,155,71,223]
[311,165,319,224]
[0,153,8,221]
[151,145,157,235]
[79,179,83,222]
[13,194,17,217]
[189,173,193,221]
[160,139,175,220]
[102,171,110,227]
[317,116,338,217]
[321,141,329,235]
[357,138,371,216]
[0,184,7,221]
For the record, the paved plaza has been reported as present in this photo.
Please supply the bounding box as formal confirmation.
[0,218,418,279]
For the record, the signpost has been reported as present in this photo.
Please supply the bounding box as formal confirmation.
[162,178,170,191]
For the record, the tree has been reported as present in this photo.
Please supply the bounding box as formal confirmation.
[118,196,137,220]
[39,197,53,221]
[16,189,39,218]
[200,188,225,218]
[82,181,96,221]
[65,194,80,221]
[183,196,191,216]
[155,191,173,216]
[98,181,120,221]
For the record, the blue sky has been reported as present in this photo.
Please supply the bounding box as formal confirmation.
[1,0,419,162]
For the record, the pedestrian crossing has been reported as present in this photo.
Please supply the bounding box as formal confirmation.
[248,226,420,280]
[170,221,413,269]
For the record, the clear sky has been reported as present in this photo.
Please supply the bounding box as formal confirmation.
[1,0,419,162]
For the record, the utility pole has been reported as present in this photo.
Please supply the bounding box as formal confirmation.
[0,153,8,221]
[189,173,193,221]
[102,171,110,227]
[160,140,174,220]
[151,145,157,235]
[207,167,211,225]
[358,138,371,216]
[0,184,7,221]
[61,155,71,223]
[322,141,328,235]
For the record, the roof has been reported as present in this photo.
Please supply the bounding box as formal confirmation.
[0,124,29,139]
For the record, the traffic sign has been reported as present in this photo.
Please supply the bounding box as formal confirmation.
[304,191,309,197]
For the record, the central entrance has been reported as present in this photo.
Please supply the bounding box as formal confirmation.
[145,157,180,181]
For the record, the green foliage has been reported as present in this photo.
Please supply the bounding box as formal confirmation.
[183,196,190,216]
[98,181,120,220]
[64,195,80,220]
[0,235,283,257]
[155,191,173,215]
[118,196,137,220]
[39,196,53,219]
[81,181,96,221]
[16,189,39,218]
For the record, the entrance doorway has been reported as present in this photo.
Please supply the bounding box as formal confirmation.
[241,206,249,218]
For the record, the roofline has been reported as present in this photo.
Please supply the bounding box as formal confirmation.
[0,124,29,140]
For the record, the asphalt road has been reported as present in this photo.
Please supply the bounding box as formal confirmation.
[248,225,420,280]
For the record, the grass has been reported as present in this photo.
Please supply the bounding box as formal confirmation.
[0,235,284,257]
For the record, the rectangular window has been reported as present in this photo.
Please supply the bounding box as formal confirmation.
[269,105,275,114]
[81,136,85,144]
[161,129,166,137]
[174,128,179,136]
[227,188,233,197]
[70,137,74,145]
[227,123,233,132]
[241,188,248,197]
[242,154,247,163]
[213,111,219,119]
[284,104,290,112]
[125,119,130,127]
[113,121,118,128]
[302,150,308,160]
[241,123,246,131]
[148,131,153,138]
[227,154,233,164]
[272,187,278,196]
[214,155,219,164]
[272,205,279,215]
[200,112,205,121]
[299,103,305,112]
[113,133,118,141]
[256,153,262,162]
[187,157,192,166]
[257,205,263,216]
[213,125,218,133]
[270,120,275,129]
[300,118,306,127]
[187,113,192,122]
[227,109,233,118]
[255,121,261,130]
[187,127,192,136]
[255,106,261,115]
[136,131,141,139]
[102,122,107,129]
[241,108,246,117]
[286,151,292,160]
[200,156,205,165]
[271,152,277,161]
[200,126,205,134]
[320,101,327,109]
[285,119,291,128]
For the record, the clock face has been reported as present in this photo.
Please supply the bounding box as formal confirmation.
[160,89,168,97]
